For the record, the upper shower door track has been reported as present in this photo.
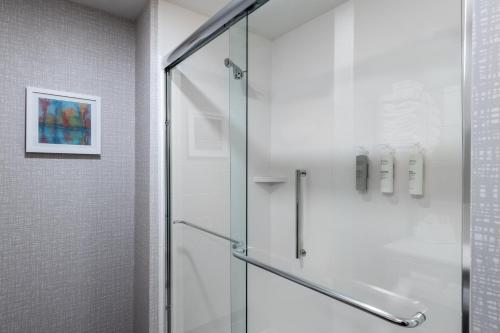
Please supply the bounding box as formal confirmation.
[162,0,268,71]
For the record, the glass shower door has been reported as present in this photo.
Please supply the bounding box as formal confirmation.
[168,0,464,332]
[228,16,249,333]
[168,17,248,333]
[241,0,463,332]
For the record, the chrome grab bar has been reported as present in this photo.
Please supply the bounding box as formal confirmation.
[232,251,426,328]
[173,220,241,245]
[295,169,307,258]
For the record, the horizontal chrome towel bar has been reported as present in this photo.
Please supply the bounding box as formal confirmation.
[173,220,241,245]
[173,219,426,328]
[232,251,426,328]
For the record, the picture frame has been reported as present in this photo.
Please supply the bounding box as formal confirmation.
[26,87,101,154]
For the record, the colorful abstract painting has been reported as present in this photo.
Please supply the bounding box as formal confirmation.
[38,98,91,145]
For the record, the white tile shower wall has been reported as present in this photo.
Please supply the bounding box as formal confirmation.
[0,0,135,332]
[471,0,500,332]
[247,0,462,332]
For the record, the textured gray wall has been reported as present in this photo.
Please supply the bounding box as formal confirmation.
[134,0,159,332]
[471,0,500,332]
[135,3,152,332]
[0,0,136,332]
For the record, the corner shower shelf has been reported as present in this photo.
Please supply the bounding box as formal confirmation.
[252,176,287,184]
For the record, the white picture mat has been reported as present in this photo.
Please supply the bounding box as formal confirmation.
[26,87,101,154]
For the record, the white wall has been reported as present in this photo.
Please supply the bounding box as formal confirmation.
[247,0,462,332]
[158,2,208,60]
[246,30,274,333]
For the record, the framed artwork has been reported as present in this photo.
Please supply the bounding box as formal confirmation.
[26,87,101,154]
[188,110,228,158]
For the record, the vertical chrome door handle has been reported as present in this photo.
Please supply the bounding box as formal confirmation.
[296,169,307,258]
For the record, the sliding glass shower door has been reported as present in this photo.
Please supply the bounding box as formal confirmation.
[168,17,248,333]
[166,0,465,332]
[244,0,463,332]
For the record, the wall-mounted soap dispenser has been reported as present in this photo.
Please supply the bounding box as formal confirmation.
[380,145,395,194]
[356,147,369,193]
[409,144,424,196]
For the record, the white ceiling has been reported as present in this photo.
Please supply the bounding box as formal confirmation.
[69,0,147,19]
[69,0,346,38]
[168,0,230,17]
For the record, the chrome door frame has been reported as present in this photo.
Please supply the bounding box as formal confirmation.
[461,0,473,332]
